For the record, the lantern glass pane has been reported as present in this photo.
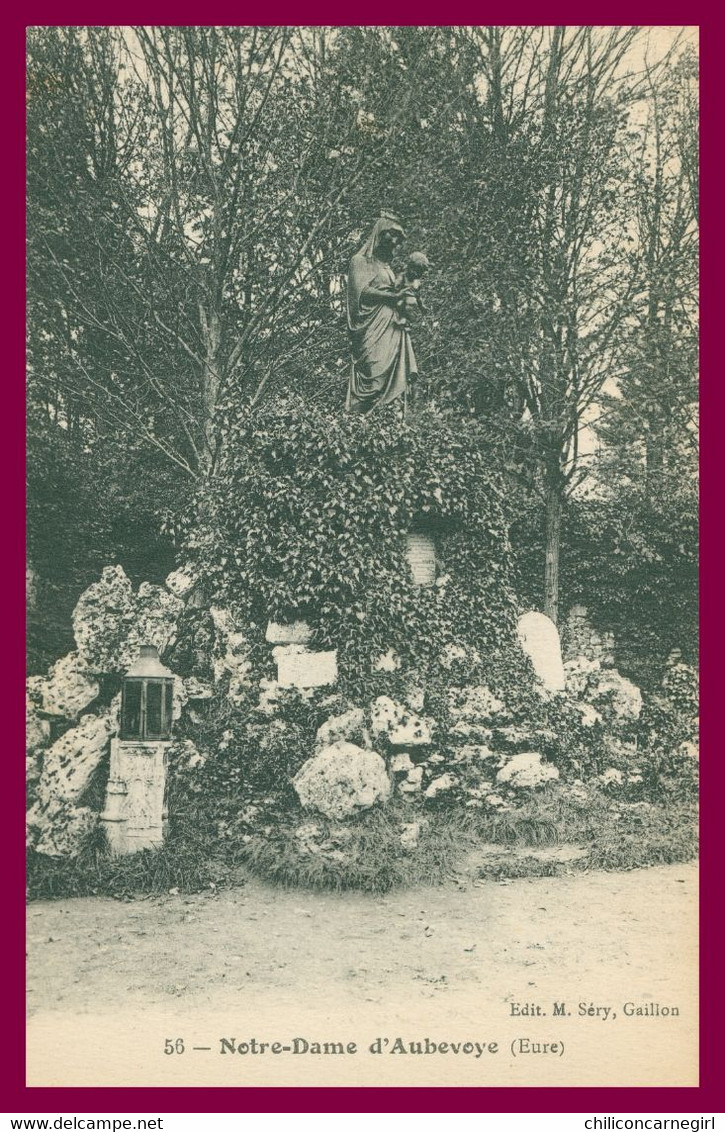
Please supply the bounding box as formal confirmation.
[146,682,163,736]
[164,682,173,734]
[121,682,142,738]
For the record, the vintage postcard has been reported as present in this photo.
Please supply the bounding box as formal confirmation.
[25,24,699,1090]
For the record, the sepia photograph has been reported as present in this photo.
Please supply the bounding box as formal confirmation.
[25,24,699,1089]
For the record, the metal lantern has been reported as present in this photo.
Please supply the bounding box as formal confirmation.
[120,645,175,741]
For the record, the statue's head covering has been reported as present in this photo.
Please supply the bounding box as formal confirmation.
[347,213,406,330]
[357,211,406,261]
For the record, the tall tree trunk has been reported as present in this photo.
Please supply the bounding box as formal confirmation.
[487,27,507,145]
[543,464,563,624]
[199,304,221,475]
[644,411,665,500]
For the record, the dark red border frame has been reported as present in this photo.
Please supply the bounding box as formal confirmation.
[5,8,719,1115]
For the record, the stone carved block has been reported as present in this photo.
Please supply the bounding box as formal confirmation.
[102,738,169,853]
[405,532,436,586]
[273,645,338,688]
[266,620,313,645]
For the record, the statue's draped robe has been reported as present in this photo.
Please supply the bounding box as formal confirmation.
[346,252,418,413]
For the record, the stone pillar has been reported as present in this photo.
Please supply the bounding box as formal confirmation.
[101,738,170,854]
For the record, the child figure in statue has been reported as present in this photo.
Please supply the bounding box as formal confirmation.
[394,251,431,321]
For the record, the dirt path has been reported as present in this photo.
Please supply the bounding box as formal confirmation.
[26,862,698,1087]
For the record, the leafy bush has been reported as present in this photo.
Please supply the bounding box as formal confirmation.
[26,417,179,673]
[508,477,698,693]
[193,399,522,702]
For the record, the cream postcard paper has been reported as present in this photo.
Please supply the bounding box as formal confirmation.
[26,25,698,1088]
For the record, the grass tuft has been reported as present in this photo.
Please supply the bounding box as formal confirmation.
[27,787,698,901]
[241,805,477,894]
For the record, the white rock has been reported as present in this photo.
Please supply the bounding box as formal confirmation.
[209,606,236,636]
[108,692,122,732]
[211,607,251,660]
[26,752,42,792]
[680,741,699,760]
[256,679,283,716]
[266,620,312,645]
[29,653,100,721]
[576,703,602,728]
[374,648,401,672]
[496,752,559,789]
[72,566,183,674]
[400,821,424,849]
[398,767,424,794]
[28,800,98,859]
[274,645,338,688]
[463,783,493,800]
[26,707,51,754]
[315,707,365,749]
[459,744,499,763]
[390,752,415,775]
[492,723,551,751]
[164,565,198,600]
[403,683,426,712]
[564,656,601,698]
[36,710,115,808]
[448,685,505,723]
[134,583,184,657]
[562,783,589,803]
[450,720,493,743]
[293,741,391,820]
[297,820,325,838]
[425,772,457,799]
[390,711,434,747]
[440,643,467,668]
[370,696,434,747]
[517,611,566,693]
[171,739,205,771]
[184,677,214,700]
[439,642,482,670]
[227,668,254,706]
[210,607,253,699]
[72,565,136,673]
[590,669,643,722]
[600,767,624,786]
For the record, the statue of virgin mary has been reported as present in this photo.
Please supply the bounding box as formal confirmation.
[345,213,418,414]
